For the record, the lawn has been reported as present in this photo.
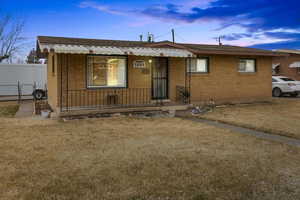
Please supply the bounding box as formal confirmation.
[0,101,19,117]
[199,98,300,140]
[1,116,300,200]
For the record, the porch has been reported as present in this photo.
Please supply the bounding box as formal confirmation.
[60,86,190,113]
[56,54,192,115]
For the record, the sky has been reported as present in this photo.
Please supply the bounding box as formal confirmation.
[2,0,300,60]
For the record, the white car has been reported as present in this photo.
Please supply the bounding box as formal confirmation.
[272,76,300,97]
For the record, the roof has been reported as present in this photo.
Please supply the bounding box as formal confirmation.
[37,36,193,58]
[180,43,284,56]
[38,36,151,48]
[276,49,300,55]
[37,36,285,57]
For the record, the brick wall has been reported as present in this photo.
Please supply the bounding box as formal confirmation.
[48,54,272,111]
[189,55,272,104]
[46,52,58,111]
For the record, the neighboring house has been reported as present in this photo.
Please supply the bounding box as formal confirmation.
[273,49,300,80]
[37,36,283,116]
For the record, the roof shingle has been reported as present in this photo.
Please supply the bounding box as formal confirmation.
[37,36,286,57]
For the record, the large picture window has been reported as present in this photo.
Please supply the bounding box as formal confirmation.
[187,58,209,73]
[87,55,127,88]
[239,59,256,73]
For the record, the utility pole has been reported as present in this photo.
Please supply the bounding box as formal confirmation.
[171,29,175,43]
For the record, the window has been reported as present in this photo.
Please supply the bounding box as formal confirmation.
[272,78,278,82]
[239,59,256,73]
[87,55,127,88]
[187,58,209,73]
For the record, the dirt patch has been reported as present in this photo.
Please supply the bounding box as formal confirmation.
[0,116,300,200]
[198,98,300,140]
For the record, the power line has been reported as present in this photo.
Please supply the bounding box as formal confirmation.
[175,32,187,43]
[155,31,172,40]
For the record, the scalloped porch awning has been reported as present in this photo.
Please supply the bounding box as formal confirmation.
[39,43,194,58]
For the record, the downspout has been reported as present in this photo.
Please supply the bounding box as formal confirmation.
[66,54,69,111]
[60,54,63,112]
[185,58,187,104]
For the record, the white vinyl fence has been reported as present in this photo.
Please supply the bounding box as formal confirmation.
[0,64,47,101]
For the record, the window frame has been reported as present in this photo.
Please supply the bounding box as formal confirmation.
[86,55,128,89]
[187,57,210,74]
[238,58,257,73]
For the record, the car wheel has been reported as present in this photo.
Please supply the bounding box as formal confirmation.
[272,88,282,97]
[33,90,44,100]
[290,93,298,97]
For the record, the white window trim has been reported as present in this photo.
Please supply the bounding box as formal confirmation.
[187,58,209,73]
[238,58,256,73]
[86,55,127,88]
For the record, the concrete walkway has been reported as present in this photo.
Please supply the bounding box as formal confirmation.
[178,116,300,148]
[15,101,34,118]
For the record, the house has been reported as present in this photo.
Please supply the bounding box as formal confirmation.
[37,36,283,116]
[273,50,300,80]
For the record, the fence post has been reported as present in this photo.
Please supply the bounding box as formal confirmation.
[33,81,36,91]
[17,81,21,103]
[33,81,37,101]
[44,83,47,98]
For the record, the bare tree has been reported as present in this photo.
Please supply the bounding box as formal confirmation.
[0,14,26,63]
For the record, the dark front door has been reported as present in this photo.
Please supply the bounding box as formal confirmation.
[152,57,168,99]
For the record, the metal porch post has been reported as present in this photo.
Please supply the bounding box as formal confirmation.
[189,57,192,104]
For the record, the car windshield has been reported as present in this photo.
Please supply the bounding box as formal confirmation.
[280,78,295,81]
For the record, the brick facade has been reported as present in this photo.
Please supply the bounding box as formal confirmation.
[47,54,272,112]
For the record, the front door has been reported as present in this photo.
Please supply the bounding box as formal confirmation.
[152,57,168,99]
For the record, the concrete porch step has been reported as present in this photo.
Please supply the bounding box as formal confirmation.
[59,104,191,118]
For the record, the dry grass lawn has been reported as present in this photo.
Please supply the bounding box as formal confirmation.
[1,115,300,200]
[200,98,300,140]
[0,101,19,117]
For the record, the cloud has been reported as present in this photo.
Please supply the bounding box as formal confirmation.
[222,33,253,41]
[140,0,300,33]
[79,0,300,32]
[249,40,300,50]
[263,32,300,40]
[79,0,300,49]
[79,1,128,16]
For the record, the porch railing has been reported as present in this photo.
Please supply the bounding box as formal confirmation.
[176,86,190,104]
[61,87,191,112]
[61,88,158,111]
